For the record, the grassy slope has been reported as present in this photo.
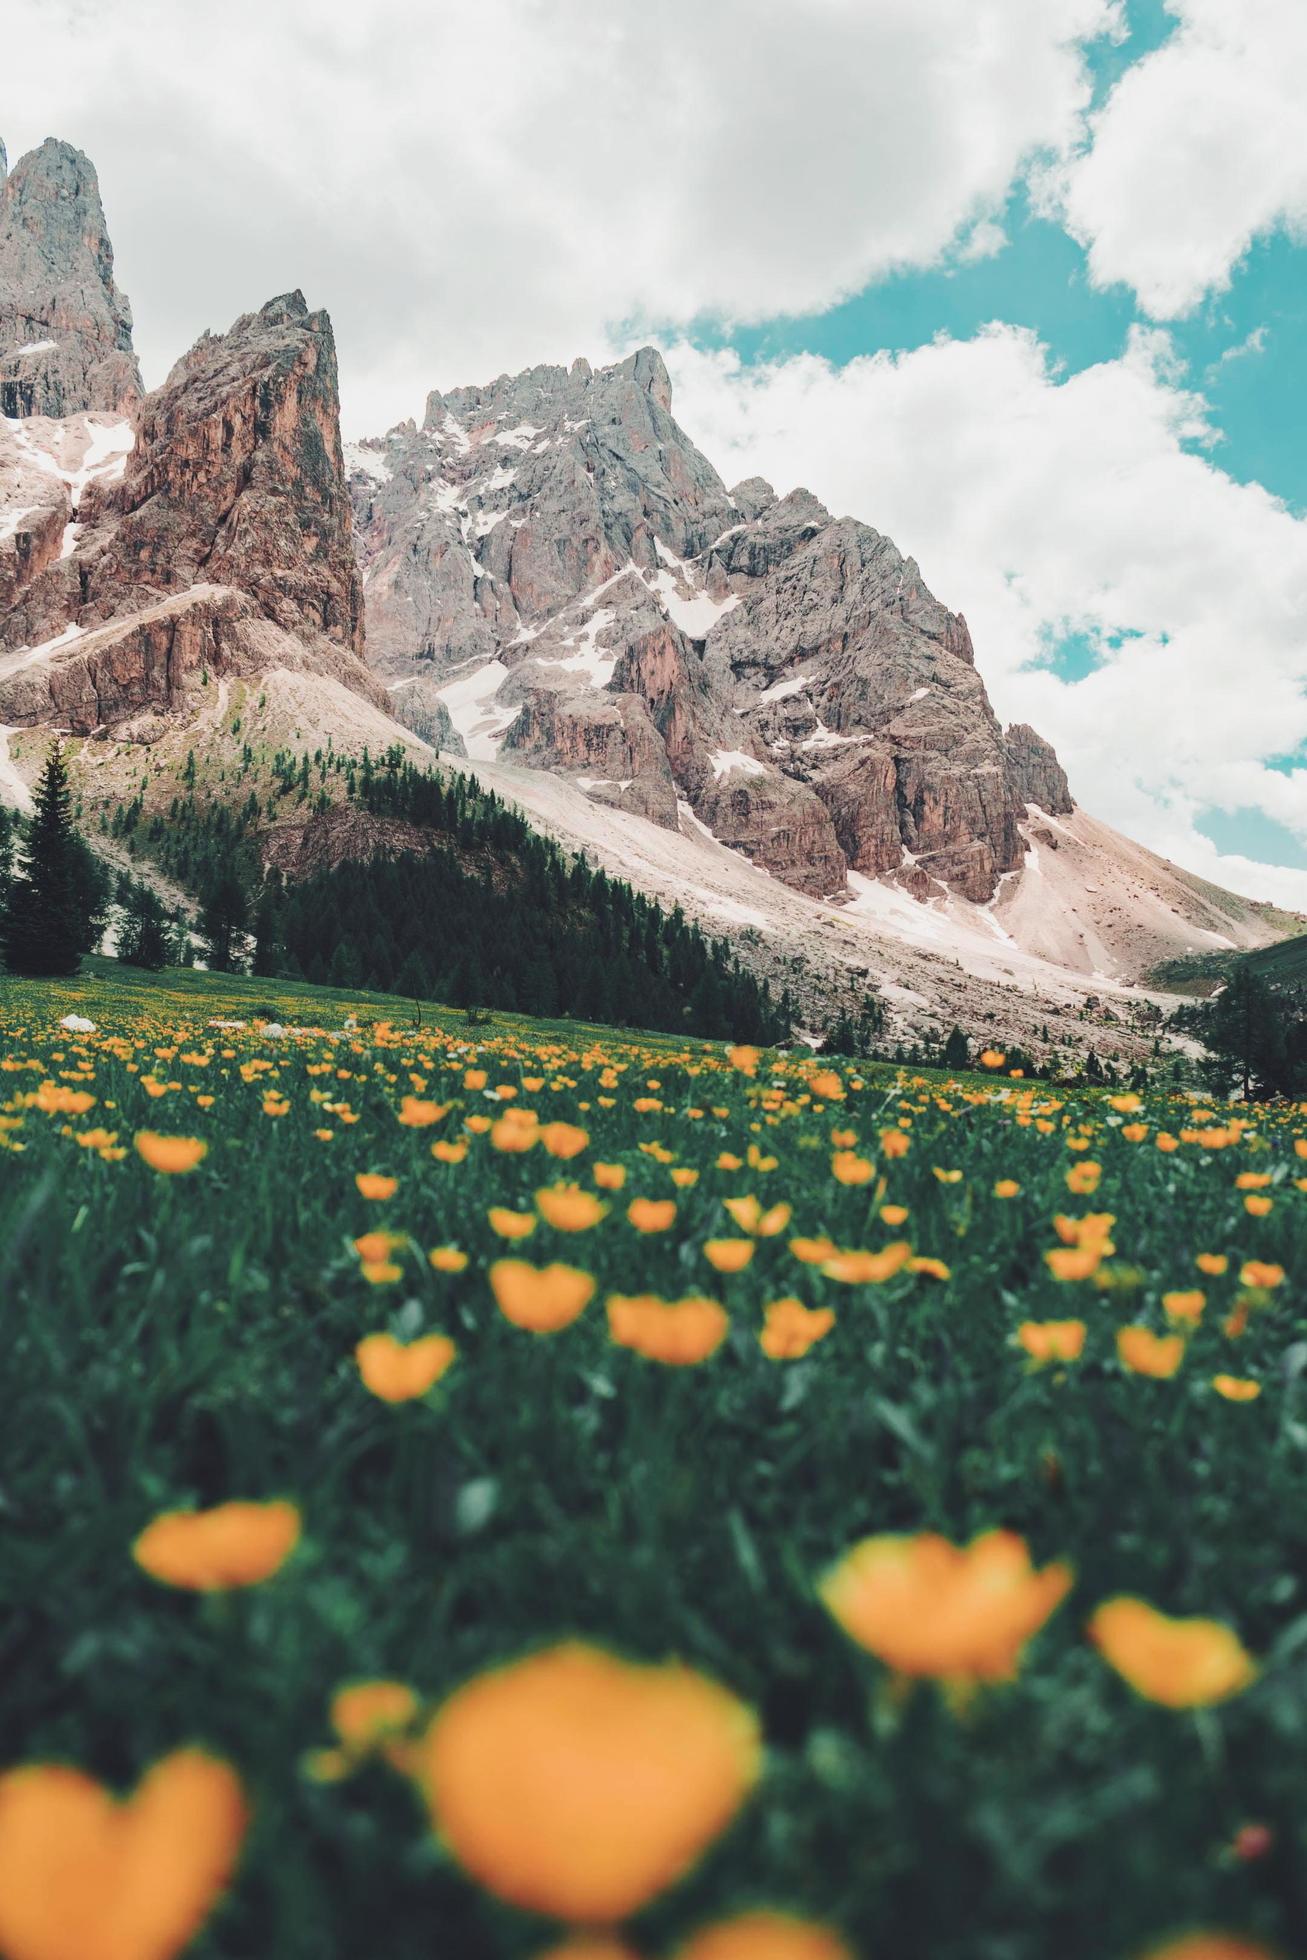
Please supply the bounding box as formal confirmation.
[3,963,1307,1957]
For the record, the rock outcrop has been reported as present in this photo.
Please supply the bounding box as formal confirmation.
[349,349,1074,904]
[0,138,142,419]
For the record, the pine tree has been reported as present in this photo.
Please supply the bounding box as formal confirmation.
[942,1025,970,1070]
[1,743,88,976]
[200,863,250,974]
[118,882,171,970]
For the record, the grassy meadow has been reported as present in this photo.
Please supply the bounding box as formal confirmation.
[2,958,1306,1959]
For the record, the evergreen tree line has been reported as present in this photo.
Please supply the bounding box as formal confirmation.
[1173,964,1307,1101]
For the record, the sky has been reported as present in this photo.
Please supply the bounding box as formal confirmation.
[6,0,1307,905]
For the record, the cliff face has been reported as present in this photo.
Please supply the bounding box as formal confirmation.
[0,292,375,734]
[349,349,1073,903]
[0,138,142,419]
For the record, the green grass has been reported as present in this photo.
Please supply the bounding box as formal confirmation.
[3,962,1307,1958]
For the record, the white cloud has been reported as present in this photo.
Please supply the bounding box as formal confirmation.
[1051,0,1307,317]
[6,0,1115,432]
[661,326,1307,906]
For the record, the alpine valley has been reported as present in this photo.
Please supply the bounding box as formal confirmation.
[0,136,1296,1058]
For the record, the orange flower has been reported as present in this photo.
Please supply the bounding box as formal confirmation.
[608,1295,729,1364]
[419,1641,760,1921]
[880,1128,911,1158]
[789,1235,838,1265]
[356,1332,457,1402]
[133,1500,301,1591]
[1017,1320,1086,1365]
[830,1151,874,1185]
[541,1121,590,1159]
[1122,1123,1149,1142]
[1066,1160,1102,1195]
[428,1245,468,1273]
[993,1179,1020,1199]
[398,1096,447,1128]
[355,1173,398,1201]
[491,1109,540,1153]
[593,1162,628,1190]
[759,1298,835,1360]
[979,1049,1006,1069]
[536,1185,608,1232]
[1244,1194,1273,1217]
[628,1197,677,1233]
[880,1203,910,1226]
[354,1231,403,1264]
[1117,1327,1185,1378]
[703,1239,755,1273]
[676,1913,854,1960]
[809,1070,844,1100]
[1212,1374,1262,1402]
[932,1167,962,1185]
[1089,1598,1256,1707]
[432,1138,469,1164]
[820,1529,1071,1683]
[1240,1261,1284,1289]
[330,1680,420,1751]
[134,1132,207,1175]
[488,1206,537,1240]
[908,1256,951,1281]
[1162,1290,1206,1325]
[723,1195,791,1237]
[533,1942,641,1960]
[1045,1245,1103,1282]
[821,1243,912,1285]
[0,1750,247,1960]
[1197,1253,1229,1276]
[490,1260,595,1333]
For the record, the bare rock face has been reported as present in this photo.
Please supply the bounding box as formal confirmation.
[1004,721,1074,816]
[0,139,142,419]
[349,346,1075,907]
[91,292,363,651]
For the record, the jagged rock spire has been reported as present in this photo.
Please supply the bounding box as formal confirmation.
[0,137,142,417]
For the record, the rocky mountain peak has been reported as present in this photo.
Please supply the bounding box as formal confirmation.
[349,344,1076,906]
[0,135,142,419]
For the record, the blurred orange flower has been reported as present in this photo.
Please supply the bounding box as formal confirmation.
[419,1641,760,1921]
[1089,1598,1256,1707]
[628,1197,677,1233]
[1117,1327,1185,1378]
[134,1132,207,1175]
[490,1260,595,1333]
[676,1912,854,1959]
[608,1295,729,1364]
[0,1750,247,1960]
[759,1298,835,1360]
[355,1173,398,1201]
[356,1332,456,1402]
[1017,1320,1086,1365]
[133,1500,301,1591]
[820,1529,1071,1683]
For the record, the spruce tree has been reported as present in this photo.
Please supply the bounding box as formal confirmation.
[200,863,250,974]
[1,743,87,976]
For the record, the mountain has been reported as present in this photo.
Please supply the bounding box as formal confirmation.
[0,138,142,419]
[0,134,1297,1060]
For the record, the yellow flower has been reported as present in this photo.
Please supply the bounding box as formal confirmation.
[820,1529,1071,1683]
[821,1243,912,1285]
[1162,1289,1206,1325]
[627,1197,677,1233]
[0,1750,247,1960]
[1089,1597,1256,1707]
[490,1260,595,1333]
[134,1132,207,1175]
[428,1245,468,1273]
[932,1167,962,1185]
[1240,1260,1284,1289]
[1017,1319,1086,1364]
[1109,1093,1143,1114]
[488,1206,537,1240]
[418,1642,760,1921]
[356,1332,456,1402]
[759,1298,835,1360]
[1212,1374,1261,1402]
[355,1173,398,1201]
[1117,1327,1185,1378]
[133,1500,301,1590]
[703,1239,755,1273]
[535,1185,608,1232]
[830,1151,874,1185]
[675,1913,854,1959]
[608,1294,730,1364]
